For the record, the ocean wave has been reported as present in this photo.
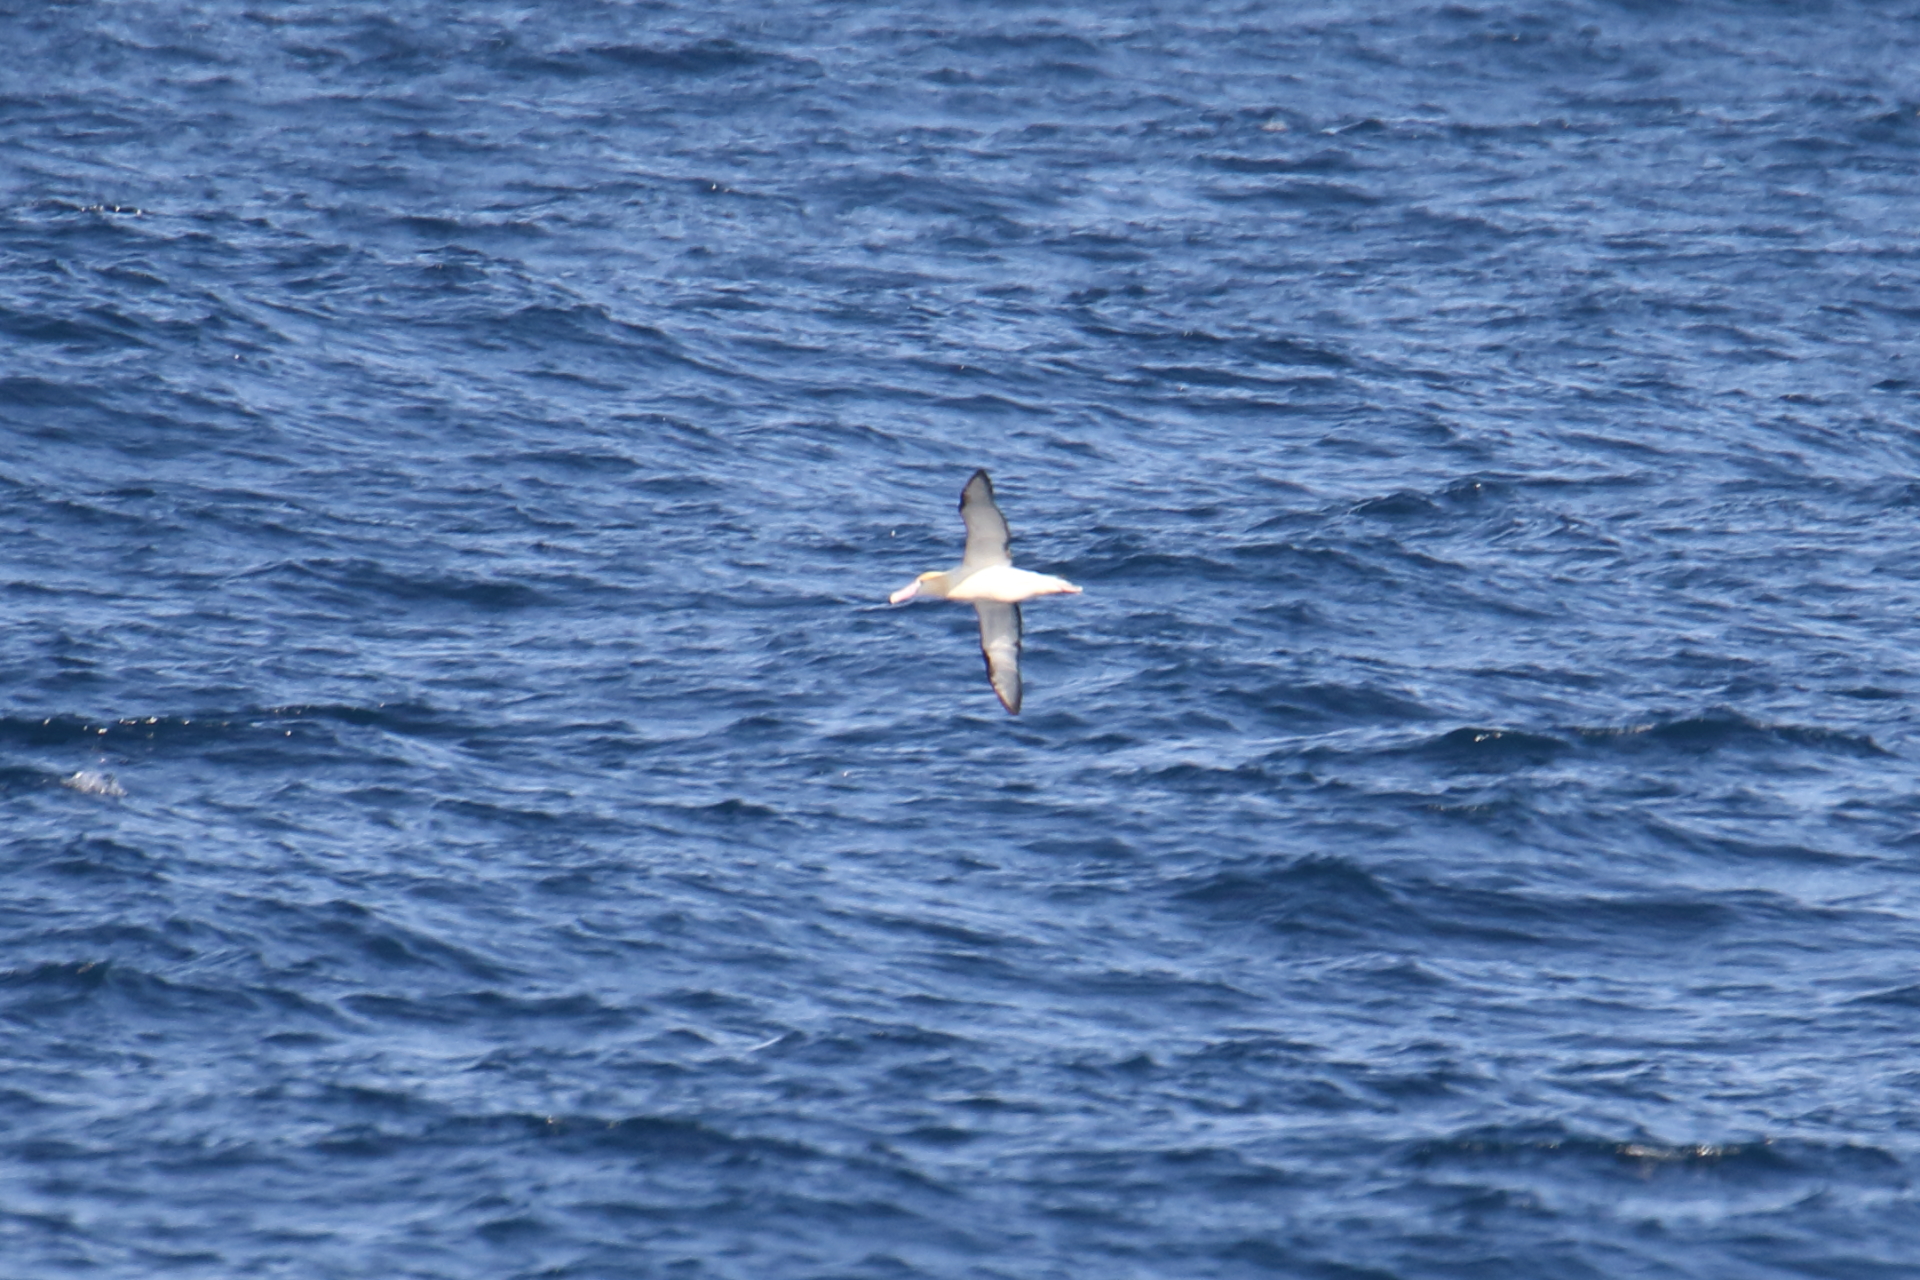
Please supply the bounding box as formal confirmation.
[1570,710,1890,759]
[6,2,1920,1275]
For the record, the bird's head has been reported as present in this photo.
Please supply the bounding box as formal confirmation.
[889,570,950,604]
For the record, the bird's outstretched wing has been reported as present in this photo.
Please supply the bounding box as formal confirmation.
[975,602,1022,714]
[959,469,1012,572]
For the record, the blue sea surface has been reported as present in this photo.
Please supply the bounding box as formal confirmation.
[5,2,1920,1276]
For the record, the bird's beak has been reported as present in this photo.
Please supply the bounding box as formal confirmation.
[889,578,921,604]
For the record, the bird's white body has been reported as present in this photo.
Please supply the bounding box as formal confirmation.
[892,564,1081,605]
[950,565,1079,604]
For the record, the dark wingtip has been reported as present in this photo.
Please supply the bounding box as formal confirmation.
[962,469,993,506]
[1001,676,1022,714]
[982,643,1020,714]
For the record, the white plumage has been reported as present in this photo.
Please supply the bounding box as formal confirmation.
[888,470,1081,714]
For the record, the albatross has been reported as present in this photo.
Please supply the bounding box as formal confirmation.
[888,470,1082,714]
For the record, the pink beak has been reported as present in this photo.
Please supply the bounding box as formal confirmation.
[889,579,922,604]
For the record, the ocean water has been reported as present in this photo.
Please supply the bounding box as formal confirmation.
[4,1,1920,1276]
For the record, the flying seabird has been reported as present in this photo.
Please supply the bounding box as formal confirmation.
[888,470,1082,714]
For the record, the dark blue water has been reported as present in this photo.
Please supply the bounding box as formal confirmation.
[6,2,1920,1275]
